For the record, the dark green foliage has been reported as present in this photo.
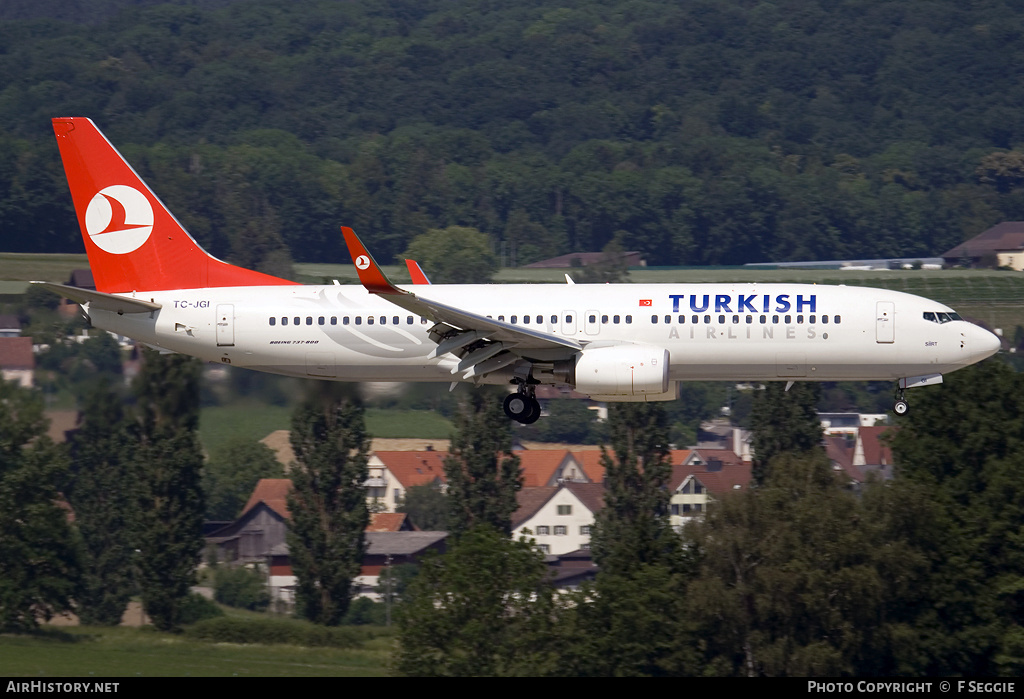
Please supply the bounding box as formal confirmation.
[287,388,370,626]
[886,358,1024,675]
[343,596,386,626]
[395,525,556,677]
[443,391,522,537]
[396,482,448,531]
[559,402,695,676]
[184,615,368,648]
[203,437,283,520]
[66,381,136,626]
[685,453,887,676]
[589,402,679,571]
[0,381,80,631]
[401,227,498,283]
[176,592,225,626]
[131,350,206,632]
[5,2,1024,266]
[212,565,269,612]
[524,398,605,444]
[751,382,825,485]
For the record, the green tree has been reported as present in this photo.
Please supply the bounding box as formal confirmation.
[395,525,556,676]
[558,402,695,676]
[397,482,449,531]
[0,380,79,631]
[287,389,370,626]
[750,382,824,485]
[132,350,206,632]
[886,359,1024,675]
[401,226,498,283]
[66,381,136,626]
[443,391,522,537]
[685,452,886,676]
[203,437,283,521]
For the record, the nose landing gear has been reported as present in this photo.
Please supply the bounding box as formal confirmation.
[893,385,909,416]
[504,384,541,424]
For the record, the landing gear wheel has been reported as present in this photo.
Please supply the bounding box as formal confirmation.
[503,393,540,424]
[893,382,909,416]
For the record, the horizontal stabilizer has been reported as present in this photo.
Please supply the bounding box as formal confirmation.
[32,282,162,314]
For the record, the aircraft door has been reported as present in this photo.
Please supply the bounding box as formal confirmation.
[561,311,577,336]
[216,304,234,347]
[584,310,600,336]
[876,301,895,343]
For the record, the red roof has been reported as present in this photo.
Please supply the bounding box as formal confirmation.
[516,449,578,487]
[367,512,412,532]
[858,426,894,467]
[241,478,292,520]
[374,451,448,488]
[0,337,33,369]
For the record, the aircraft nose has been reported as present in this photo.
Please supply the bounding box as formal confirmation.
[965,324,1001,364]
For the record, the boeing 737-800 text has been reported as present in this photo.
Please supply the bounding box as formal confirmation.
[41,118,1001,423]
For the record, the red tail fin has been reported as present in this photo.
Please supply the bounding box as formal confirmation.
[52,118,298,293]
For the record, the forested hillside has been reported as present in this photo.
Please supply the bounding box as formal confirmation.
[2,0,1024,272]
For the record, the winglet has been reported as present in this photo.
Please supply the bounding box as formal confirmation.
[341,226,404,295]
[406,259,432,284]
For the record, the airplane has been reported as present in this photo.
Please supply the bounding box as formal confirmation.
[41,117,1001,424]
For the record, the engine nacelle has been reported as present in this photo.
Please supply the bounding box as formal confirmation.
[573,344,671,397]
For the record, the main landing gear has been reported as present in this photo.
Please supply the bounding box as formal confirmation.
[504,383,541,424]
[893,384,909,416]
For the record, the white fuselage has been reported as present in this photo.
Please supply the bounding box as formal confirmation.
[89,282,998,389]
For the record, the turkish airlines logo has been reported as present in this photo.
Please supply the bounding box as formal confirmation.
[639,299,652,307]
[84,185,154,255]
[355,255,370,270]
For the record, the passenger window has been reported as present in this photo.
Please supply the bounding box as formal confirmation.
[498,315,505,321]
[511,315,518,324]
[809,315,816,324]
[692,315,699,324]
[834,315,842,324]
[551,315,557,324]
[772,315,779,324]
[523,315,530,324]
[613,315,620,324]
[282,317,288,326]
[355,317,362,325]
[293,317,300,326]
[785,315,792,324]
[797,315,803,324]
[665,315,671,324]
[318,316,325,326]
[746,315,752,324]
[379,316,386,324]
[589,314,597,323]
[652,315,658,324]
[732,315,739,324]
[565,315,573,323]
[269,317,276,326]
[822,315,828,325]
[536,315,542,324]
[602,315,609,324]
[367,317,374,325]
[306,317,313,325]
[331,317,337,325]
[718,315,725,324]
[679,315,686,324]
[625,315,632,324]
[703,315,711,324]
[760,315,766,324]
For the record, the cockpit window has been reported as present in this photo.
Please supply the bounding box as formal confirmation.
[924,311,963,324]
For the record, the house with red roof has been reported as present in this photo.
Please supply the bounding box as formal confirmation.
[512,482,606,555]
[668,449,752,528]
[0,336,34,388]
[369,449,448,512]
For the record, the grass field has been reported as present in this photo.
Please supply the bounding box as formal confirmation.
[199,403,454,455]
[0,625,395,677]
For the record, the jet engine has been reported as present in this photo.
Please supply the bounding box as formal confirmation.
[567,344,672,399]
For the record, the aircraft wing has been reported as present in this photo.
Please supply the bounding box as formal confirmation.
[341,227,582,360]
[32,281,162,314]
